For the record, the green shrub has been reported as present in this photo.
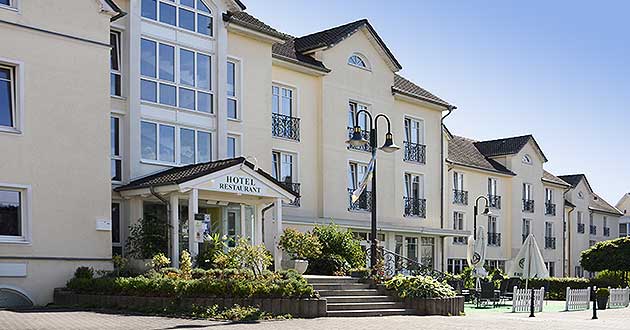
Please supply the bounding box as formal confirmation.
[126,215,169,259]
[597,287,610,298]
[195,233,227,270]
[74,267,94,280]
[278,228,322,260]
[150,253,170,272]
[384,274,455,299]
[159,267,181,277]
[306,254,349,276]
[525,277,590,300]
[180,250,192,280]
[592,270,628,288]
[309,223,365,274]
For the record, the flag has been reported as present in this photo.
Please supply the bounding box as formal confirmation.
[351,154,376,203]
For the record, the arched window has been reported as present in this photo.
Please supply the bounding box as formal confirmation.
[348,54,368,69]
[522,154,532,164]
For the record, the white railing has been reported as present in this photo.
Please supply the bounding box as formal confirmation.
[565,287,591,311]
[608,287,630,308]
[512,287,545,313]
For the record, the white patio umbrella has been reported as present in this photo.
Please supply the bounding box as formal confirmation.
[507,233,549,289]
[467,226,488,291]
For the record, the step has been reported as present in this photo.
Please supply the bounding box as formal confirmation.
[325,295,396,303]
[311,283,371,291]
[304,275,358,284]
[326,309,416,317]
[327,301,406,311]
[318,289,380,297]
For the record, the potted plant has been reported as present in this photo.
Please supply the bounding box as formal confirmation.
[126,215,169,273]
[278,228,321,274]
[596,287,610,310]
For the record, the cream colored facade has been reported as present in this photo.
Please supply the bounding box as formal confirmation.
[0,0,118,305]
[617,193,630,237]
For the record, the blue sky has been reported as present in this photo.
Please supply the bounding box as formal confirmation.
[245,0,630,204]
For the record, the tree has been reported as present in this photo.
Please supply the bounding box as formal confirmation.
[581,237,630,272]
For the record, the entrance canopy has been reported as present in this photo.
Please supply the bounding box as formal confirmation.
[116,157,298,202]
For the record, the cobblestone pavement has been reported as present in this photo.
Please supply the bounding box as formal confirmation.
[1,307,629,330]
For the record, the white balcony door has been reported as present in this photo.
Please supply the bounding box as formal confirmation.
[404,118,424,145]
[404,173,424,200]
[453,172,464,191]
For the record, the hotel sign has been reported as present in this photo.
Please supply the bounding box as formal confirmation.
[215,175,263,195]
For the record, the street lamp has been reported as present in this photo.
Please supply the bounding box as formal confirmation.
[473,195,492,240]
[346,111,400,274]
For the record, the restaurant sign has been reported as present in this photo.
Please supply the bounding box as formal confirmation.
[214,174,263,195]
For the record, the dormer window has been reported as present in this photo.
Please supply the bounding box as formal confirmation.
[348,54,368,70]
[522,154,532,165]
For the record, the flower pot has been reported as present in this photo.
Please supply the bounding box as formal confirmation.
[128,258,152,274]
[597,297,608,310]
[282,259,309,274]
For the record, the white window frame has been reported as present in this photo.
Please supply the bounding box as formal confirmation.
[271,84,296,117]
[110,30,122,98]
[0,59,23,134]
[347,53,370,71]
[522,154,532,165]
[488,178,498,196]
[111,116,122,183]
[0,183,31,244]
[0,0,17,11]
[140,37,214,114]
[403,116,425,145]
[272,150,298,184]
[522,218,532,238]
[453,211,466,244]
[488,215,498,234]
[545,188,553,203]
[226,133,241,158]
[523,183,533,200]
[545,222,553,237]
[226,58,241,121]
[348,100,369,130]
[141,0,215,38]
[403,172,424,200]
[348,160,368,190]
[140,120,212,165]
[453,172,464,191]
[111,201,122,248]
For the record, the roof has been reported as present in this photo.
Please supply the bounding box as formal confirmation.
[473,135,548,162]
[392,74,452,108]
[103,0,126,21]
[447,136,515,175]
[590,193,623,216]
[223,11,289,40]
[542,170,571,187]
[557,174,586,188]
[565,199,576,208]
[292,19,402,70]
[115,157,299,197]
[272,38,330,72]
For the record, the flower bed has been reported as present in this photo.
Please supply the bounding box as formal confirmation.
[381,274,464,316]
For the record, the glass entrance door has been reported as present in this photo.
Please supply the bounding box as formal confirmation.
[224,206,241,247]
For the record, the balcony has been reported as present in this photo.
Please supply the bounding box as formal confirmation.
[488,194,501,209]
[604,227,610,237]
[272,113,300,141]
[348,188,371,211]
[453,189,468,205]
[523,199,535,213]
[403,141,426,164]
[545,237,557,249]
[487,232,501,247]
[403,197,426,218]
[577,223,585,233]
[590,225,597,235]
[453,236,468,245]
[545,202,556,216]
[346,127,371,152]
[280,182,301,207]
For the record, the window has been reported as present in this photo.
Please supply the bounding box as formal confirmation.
[488,178,497,196]
[272,151,295,184]
[453,212,466,244]
[141,38,212,113]
[0,0,15,9]
[488,216,498,234]
[180,128,195,164]
[620,223,628,238]
[111,202,121,255]
[0,64,16,130]
[404,173,424,201]
[348,54,367,69]
[453,172,464,191]
[575,266,583,278]
[448,259,467,275]
[110,31,122,97]
[485,260,506,272]
[545,188,553,203]
[348,161,368,190]
[404,117,424,145]
[405,237,418,262]
[272,85,293,116]
[522,154,532,164]
[227,135,239,158]
[348,101,368,130]
[0,186,28,242]
[545,222,553,237]
[227,61,238,119]
[421,237,435,268]
[522,219,531,241]
[523,183,532,200]
[545,262,555,277]
[141,121,210,164]
[141,0,213,36]
[111,117,122,182]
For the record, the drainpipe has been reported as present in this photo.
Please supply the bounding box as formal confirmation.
[440,105,455,272]
[563,189,575,277]
[150,186,172,262]
[260,203,275,245]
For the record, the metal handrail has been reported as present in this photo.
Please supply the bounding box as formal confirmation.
[366,247,448,281]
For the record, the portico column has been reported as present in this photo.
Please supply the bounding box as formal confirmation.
[255,204,264,245]
[169,194,180,268]
[188,188,199,257]
[274,198,283,271]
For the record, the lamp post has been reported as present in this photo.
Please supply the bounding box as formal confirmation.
[346,111,400,274]
[473,195,492,240]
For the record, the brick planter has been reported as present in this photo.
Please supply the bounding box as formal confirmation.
[53,289,326,318]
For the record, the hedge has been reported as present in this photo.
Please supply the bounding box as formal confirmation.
[522,276,627,300]
[66,269,315,299]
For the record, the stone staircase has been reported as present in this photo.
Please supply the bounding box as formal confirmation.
[305,275,415,317]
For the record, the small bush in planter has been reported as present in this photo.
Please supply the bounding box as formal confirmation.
[596,287,610,310]
[384,274,456,299]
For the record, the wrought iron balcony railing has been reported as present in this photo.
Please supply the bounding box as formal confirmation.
[604,227,610,237]
[545,236,557,249]
[403,196,426,218]
[453,189,468,205]
[488,194,501,209]
[577,223,585,233]
[487,232,501,247]
[403,141,426,164]
[346,127,371,152]
[523,199,535,213]
[280,182,300,207]
[590,225,597,235]
[348,188,371,211]
[272,113,300,141]
[453,236,468,245]
[545,202,556,216]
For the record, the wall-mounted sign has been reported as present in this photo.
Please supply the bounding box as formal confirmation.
[215,174,263,195]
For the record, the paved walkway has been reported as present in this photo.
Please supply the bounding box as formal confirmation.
[1,307,628,330]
